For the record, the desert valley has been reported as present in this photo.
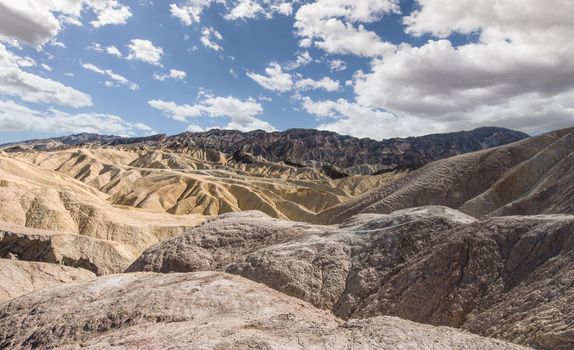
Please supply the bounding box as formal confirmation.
[1,0,573,348]
[1,126,573,349]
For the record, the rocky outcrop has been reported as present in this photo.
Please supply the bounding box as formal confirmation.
[0,259,95,302]
[128,208,475,312]
[176,127,528,173]
[486,131,574,217]
[0,271,526,349]
[0,224,136,275]
[126,210,340,272]
[128,209,574,349]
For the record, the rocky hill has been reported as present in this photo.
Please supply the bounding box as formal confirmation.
[0,271,526,350]
[4,126,574,350]
[2,126,528,175]
[127,208,574,349]
[315,127,574,224]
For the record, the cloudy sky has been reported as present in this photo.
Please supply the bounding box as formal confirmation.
[0,0,573,142]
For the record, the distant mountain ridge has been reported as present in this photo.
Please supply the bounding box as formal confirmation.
[1,127,529,175]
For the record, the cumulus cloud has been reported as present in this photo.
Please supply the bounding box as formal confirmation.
[50,40,66,48]
[0,0,132,46]
[170,0,293,25]
[149,94,275,132]
[285,51,312,70]
[90,1,133,28]
[200,27,223,51]
[0,43,92,107]
[127,39,164,65]
[0,99,153,136]
[294,0,399,57]
[248,62,340,93]
[148,99,202,121]
[225,0,293,20]
[153,69,187,81]
[247,63,293,93]
[300,96,423,139]
[187,123,205,132]
[170,0,217,25]
[81,62,138,90]
[90,42,125,58]
[348,0,574,136]
[106,45,123,58]
[296,77,339,92]
[329,59,347,72]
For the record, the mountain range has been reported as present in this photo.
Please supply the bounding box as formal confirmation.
[2,126,574,349]
[2,126,528,175]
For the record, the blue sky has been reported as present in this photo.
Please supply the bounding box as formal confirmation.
[0,0,573,143]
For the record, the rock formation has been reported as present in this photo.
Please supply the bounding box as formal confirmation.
[316,127,574,224]
[0,223,135,275]
[0,259,94,302]
[0,271,526,349]
[128,208,574,349]
[3,126,574,350]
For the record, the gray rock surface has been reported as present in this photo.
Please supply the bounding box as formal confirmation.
[128,207,474,314]
[0,259,95,302]
[0,271,526,350]
[128,209,574,349]
[126,210,340,273]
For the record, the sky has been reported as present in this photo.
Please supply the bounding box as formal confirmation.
[0,0,573,143]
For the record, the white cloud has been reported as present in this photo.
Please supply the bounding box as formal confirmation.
[40,63,52,72]
[200,27,223,51]
[187,123,205,132]
[153,69,187,81]
[350,0,574,136]
[225,0,264,20]
[301,96,420,139]
[170,0,293,24]
[90,43,123,58]
[0,0,132,46]
[294,0,399,57]
[89,42,104,52]
[14,56,36,68]
[247,63,293,93]
[329,59,347,72]
[286,51,312,70]
[296,77,339,92]
[148,99,202,121]
[50,40,66,48]
[0,43,92,107]
[81,62,138,90]
[249,62,340,93]
[224,0,293,20]
[0,99,153,136]
[90,1,132,28]
[149,94,274,131]
[403,0,574,39]
[273,2,292,16]
[106,45,123,57]
[170,0,217,25]
[126,39,163,65]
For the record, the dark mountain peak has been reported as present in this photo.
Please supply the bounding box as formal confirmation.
[2,127,529,175]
